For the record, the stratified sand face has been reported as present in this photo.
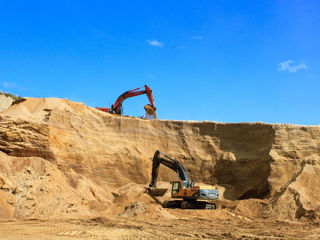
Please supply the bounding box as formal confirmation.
[0,97,320,227]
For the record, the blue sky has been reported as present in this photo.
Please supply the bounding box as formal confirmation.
[0,0,319,124]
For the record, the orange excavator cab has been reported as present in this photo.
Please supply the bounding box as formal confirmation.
[96,85,157,119]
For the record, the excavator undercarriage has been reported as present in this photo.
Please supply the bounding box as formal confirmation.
[162,200,216,209]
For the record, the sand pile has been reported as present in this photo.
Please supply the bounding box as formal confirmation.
[0,97,320,222]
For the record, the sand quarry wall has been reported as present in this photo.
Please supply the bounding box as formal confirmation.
[0,98,320,221]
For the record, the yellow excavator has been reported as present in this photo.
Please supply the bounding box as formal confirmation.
[147,150,219,209]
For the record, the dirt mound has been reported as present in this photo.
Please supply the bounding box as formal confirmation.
[121,202,147,217]
[0,97,320,224]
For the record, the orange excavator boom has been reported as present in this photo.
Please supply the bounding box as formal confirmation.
[96,85,156,118]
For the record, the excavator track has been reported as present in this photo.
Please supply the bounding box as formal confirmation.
[162,200,216,210]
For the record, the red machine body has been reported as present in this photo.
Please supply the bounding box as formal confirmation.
[96,85,156,118]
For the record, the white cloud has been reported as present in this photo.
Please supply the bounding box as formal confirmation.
[306,74,317,79]
[146,39,164,47]
[277,60,308,72]
[2,81,17,88]
[192,36,203,40]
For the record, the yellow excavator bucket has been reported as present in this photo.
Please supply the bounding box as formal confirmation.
[144,104,157,119]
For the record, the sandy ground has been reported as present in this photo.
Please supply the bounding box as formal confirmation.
[0,213,319,240]
[1,187,320,240]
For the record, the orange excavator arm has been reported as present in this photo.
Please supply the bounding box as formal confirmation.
[96,85,157,118]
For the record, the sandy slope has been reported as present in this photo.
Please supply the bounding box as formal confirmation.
[0,97,320,239]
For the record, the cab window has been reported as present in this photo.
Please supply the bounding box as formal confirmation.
[183,181,189,188]
[172,182,180,194]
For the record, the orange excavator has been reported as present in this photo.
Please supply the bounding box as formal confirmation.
[96,85,157,119]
